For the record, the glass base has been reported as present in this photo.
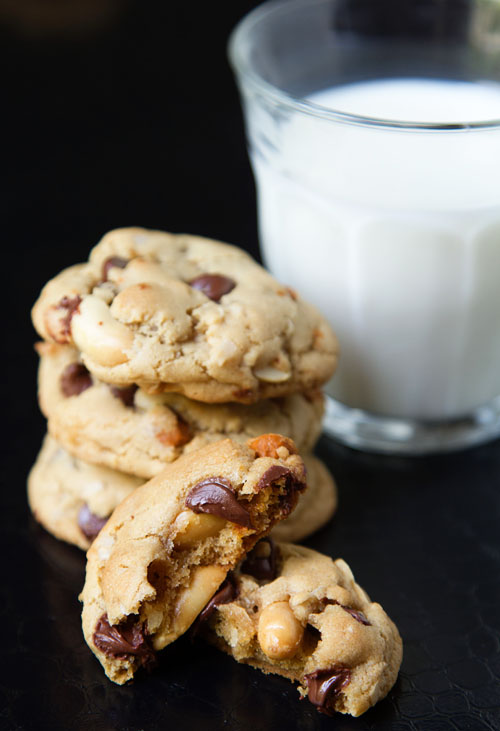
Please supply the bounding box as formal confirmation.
[323,395,500,455]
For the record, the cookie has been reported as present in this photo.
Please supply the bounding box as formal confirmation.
[271,454,337,542]
[27,435,141,551]
[80,435,306,684]
[36,342,324,479]
[28,434,336,548]
[32,227,338,402]
[201,541,402,717]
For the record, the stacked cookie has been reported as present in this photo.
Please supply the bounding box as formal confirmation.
[28,227,402,716]
[29,227,338,550]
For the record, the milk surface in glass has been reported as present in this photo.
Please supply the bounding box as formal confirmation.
[255,79,500,420]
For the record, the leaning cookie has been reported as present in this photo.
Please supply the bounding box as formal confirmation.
[32,227,338,402]
[200,541,402,717]
[27,435,142,550]
[28,436,335,549]
[80,435,306,684]
[271,455,337,542]
[36,342,324,479]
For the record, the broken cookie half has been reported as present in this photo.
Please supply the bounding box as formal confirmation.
[199,541,402,717]
[80,434,305,684]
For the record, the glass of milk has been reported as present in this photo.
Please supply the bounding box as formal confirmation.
[229,0,500,454]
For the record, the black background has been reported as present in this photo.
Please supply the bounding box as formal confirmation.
[1,1,500,729]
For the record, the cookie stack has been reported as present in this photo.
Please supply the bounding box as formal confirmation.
[29,227,338,550]
[28,227,402,716]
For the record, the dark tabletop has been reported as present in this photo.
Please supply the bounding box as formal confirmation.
[1,2,499,730]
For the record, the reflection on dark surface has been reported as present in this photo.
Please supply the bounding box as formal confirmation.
[10,433,500,729]
[30,518,86,588]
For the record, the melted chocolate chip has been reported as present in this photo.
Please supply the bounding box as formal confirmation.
[93,614,156,669]
[185,477,252,527]
[305,666,351,715]
[342,606,371,626]
[257,465,291,490]
[192,574,239,636]
[60,362,93,397]
[257,466,306,517]
[321,599,371,626]
[189,274,235,302]
[102,256,128,281]
[78,504,108,540]
[56,295,81,340]
[241,538,278,581]
[109,384,138,407]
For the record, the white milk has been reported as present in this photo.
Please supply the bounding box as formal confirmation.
[253,79,500,419]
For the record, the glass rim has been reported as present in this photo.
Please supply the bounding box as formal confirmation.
[228,0,500,132]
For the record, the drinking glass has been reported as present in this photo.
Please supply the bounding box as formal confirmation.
[229,0,500,454]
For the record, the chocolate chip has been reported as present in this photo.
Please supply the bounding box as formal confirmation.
[102,256,128,281]
[60,362,92,397]
[257,466,306,517]
[189,274,235,302]
[93,614,156,669]
[185,477,252,527]
[305,666,351,715]
[78,504,108,540]
[342,606,371,626]
[56,295,81,341]
[321,599,371,626]
[241,538,278,581]
[192,573,239,636]
[257,465,291,490]
[109,384,138,407]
